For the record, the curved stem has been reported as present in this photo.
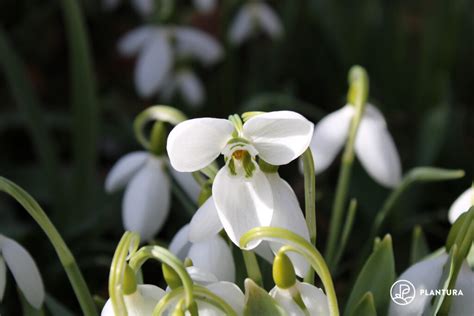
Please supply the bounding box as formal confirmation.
[0,177,97,316]
[302,149,316,284]
[240,227,339,316]
[128,246,195,309]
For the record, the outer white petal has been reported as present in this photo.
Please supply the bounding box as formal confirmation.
[206,282,245,315]
[186,266,219,286]
[228,6,254,45]
[174,27,223,65]
[269,286,305,316]
[135,31,173,98]
[243,111,314,166]
[189,197,223,242]
[176,70,205,107]
[1,237,44,308]
[297,282,330,315]
[101,284,165,316]
[123,157,170,241]
[169,166,201,202]
[0,256,5,301]
[188,236,235,282]
[131,0,154,16]
[167,118,234,172]
[169,225,193,260]
[213,167,273,247]
[105,151,148,192]
[448,188,474,223]
[388,254,474,316]
[117,26,154,57]
[193,0,217,13]
[309,105,354,173]
[254,3,283,39]
[266,173,310,277]
[355,104,402,188]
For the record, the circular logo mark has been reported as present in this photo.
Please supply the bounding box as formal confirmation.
[390,280,416,305]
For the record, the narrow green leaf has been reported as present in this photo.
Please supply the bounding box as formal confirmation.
[410,225,430,264]
[344,235,395,316]
[349,292,377,316]
[243,279,285,316]
[45,294,75,316]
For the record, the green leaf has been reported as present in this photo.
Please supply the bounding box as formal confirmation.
[243,279,285,316]
[45,294,75,316]
[410,225,430,264]
[349,292,377,316]
[345,235,395,316]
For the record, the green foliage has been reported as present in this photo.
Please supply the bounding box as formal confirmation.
[243,279,285,316]
[410,225,430,264]
[349,292,377,316]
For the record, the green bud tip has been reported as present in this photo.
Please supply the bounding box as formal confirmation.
[122,265,137,295]
[184,258,194,267]
[162,263,182,289]
[273,253,296,289]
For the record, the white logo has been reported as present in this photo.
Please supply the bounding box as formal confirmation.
[390,280,416,305]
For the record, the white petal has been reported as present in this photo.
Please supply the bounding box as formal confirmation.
[1,237,44,308]
[309,105,354,173]
[174,27,223,65]
[266,173,310,277]
[105,151,148,193]
[135,31,173,98]
[269,287,305,316]
[123,157,170,241]
[297,282,330,315]
[169,166,201,202]
[131,0,154,16]
[355,104,402,188]
[169,225,192,260]
[206,282,245,314]
[186,266,219,286]
[117,26,154,57]
[188,236,235,282]
[449,261,474,316]
[167,118,234,172]
[101,299,114,316]
[0,256,5,301]
[213,166,273,247]
[254,3,283,39]
[176,70,205,107]
[448,188,474,223]
[243,111,314,166]
[122,284,165,315]
[193,0,217,13]
[189,197,223,242]
[228,6,254,45]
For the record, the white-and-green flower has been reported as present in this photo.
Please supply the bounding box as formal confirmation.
[309,103,402,188]
[0,234,44,309]
[448,187,473,223]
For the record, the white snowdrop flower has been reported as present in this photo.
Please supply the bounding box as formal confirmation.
[228,1,283,46]
[169,224,235,282]
[309,103,402,188]
[102,0,154,16]
[105,152,200,241]
[270,282,330,316]
[0,235,44,309]
[448,187,474,224]
[101,284,166,316]
[167,111,313,275]
[118,26,222,99]
[388,253,474,316]
[161,69,205,108]
[193,0,217,13]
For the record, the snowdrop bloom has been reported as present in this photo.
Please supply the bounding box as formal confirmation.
[0,234,44,309]
[228,1,283,45]
[161,69,205,107]
[118,26,222,99]
[193,0,217,13]
[101,284,166,315]
[388,253,474,316]
[270,282,329,316]
[169,224,235,282]
[105,151,200,241]
[103,0,154,16]
[448,187,473,223]
[167,111,313,276]
[309,104,402,188]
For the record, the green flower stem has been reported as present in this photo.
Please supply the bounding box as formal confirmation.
[153,285,238,316]
[128,246,195,310]
[301,149,317,284]
[325,66,369,265]
[332,199,357,271]
[242,250,263,287]
[240,227,339,316]
[133,105,187,150]
[0,177,97,316]
[200,163,219,181]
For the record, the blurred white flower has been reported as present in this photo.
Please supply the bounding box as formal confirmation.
[101,284,165,316]
[309,104,402,188]
[105,152,200,241]
[118,26,222,100]
[448,187,473,223]
[193,0,217,13]
[388,253,474,316]
[228,1,283,45]
[167,111,313,276]
[0,234,44,309]
[169,224,235,282]
[103,0,154,16]
[161,69,205,107]
[270,281,330,316]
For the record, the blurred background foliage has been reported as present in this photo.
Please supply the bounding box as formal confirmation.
[0,0,473,314]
